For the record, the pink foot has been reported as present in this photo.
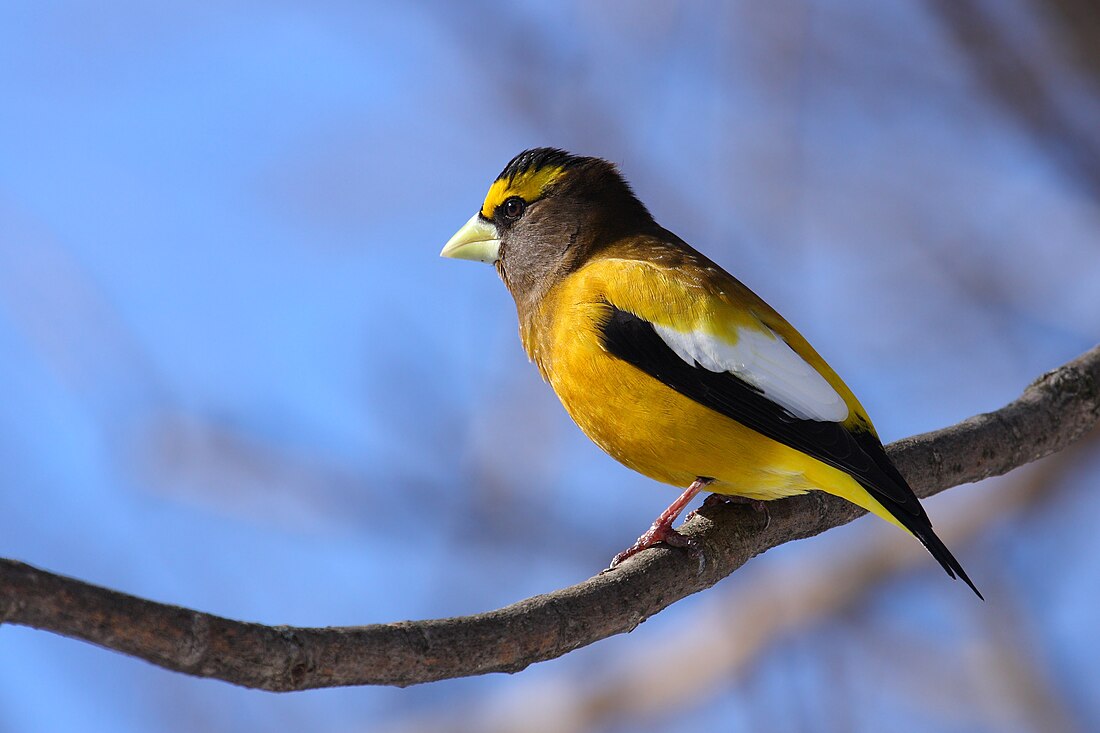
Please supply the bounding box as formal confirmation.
[609,477,714,568]
[610,522,700,568]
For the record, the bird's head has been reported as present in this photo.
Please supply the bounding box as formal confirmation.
[441,148,654,303]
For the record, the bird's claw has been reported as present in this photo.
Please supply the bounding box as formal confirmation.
[750,500,772,530]
[689,494,771,531]
[609,525,703,570]
[686,493,735,520]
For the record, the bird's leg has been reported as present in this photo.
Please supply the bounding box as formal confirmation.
[610,477,714,568]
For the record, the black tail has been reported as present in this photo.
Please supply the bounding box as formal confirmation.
[902,508,981,594]
[906,513,983,600]
[844,428,983,599]
[857,473,983,599]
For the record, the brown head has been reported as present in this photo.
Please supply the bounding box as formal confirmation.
[440,148,656,310]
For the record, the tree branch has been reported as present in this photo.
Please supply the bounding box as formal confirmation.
[384,434,1095,733]
[3,346,1099,691]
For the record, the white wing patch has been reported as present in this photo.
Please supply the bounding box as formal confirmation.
[652,323,849,423]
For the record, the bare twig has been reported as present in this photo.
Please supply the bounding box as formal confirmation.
[2,346,1098,691]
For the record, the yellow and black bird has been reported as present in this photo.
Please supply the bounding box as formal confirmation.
[441,148,980,597]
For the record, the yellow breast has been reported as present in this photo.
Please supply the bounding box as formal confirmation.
[521,256,855,501]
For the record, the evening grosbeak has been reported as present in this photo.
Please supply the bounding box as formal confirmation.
[441,148,980,597]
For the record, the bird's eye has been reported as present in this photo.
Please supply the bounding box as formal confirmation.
[501,197,526,221]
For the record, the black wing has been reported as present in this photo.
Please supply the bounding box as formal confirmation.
[598,305,981,598]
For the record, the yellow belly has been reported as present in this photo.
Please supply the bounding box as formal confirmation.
[545,326,818,499]
[531,300,903,531]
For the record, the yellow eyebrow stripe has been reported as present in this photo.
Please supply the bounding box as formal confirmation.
[480,166,568,219]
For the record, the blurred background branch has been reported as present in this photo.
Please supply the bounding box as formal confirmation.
[931,0,1100,199]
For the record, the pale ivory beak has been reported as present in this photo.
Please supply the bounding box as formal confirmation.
[440,214,501,263]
